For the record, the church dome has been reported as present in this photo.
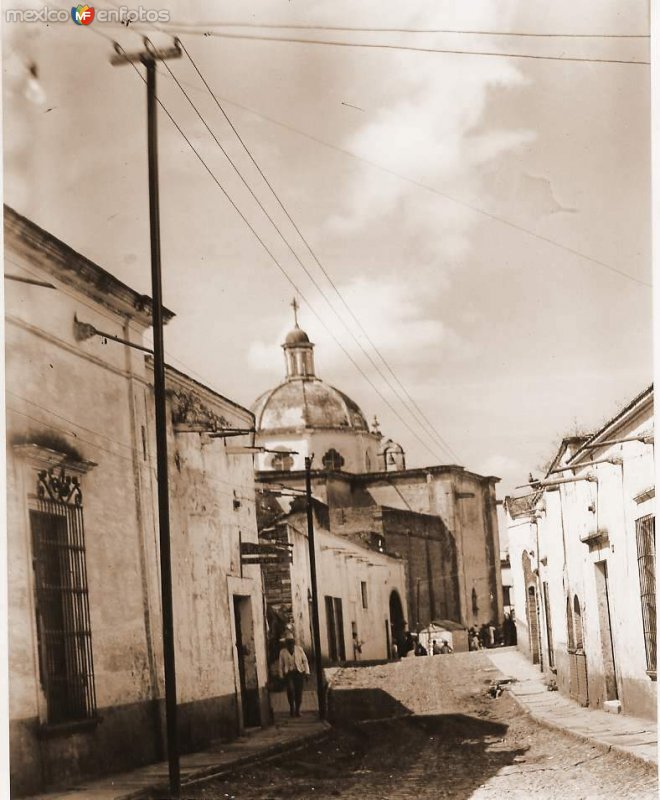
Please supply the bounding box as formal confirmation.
[284,326,310,345]
[252,379,370,434]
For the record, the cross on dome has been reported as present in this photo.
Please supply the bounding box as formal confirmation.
[291,297,300,328]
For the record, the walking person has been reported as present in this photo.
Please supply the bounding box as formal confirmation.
[438,639,453,654]
[278,634,310,717]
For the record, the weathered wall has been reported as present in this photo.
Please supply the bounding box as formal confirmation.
[507,392,656,720]
[254,428,380,474]
[6,244,162,795]
[6,215,270,796]
[270,510,408,667]
[328,505,460,629]
[158,367,270,741]
[362,471,502,627]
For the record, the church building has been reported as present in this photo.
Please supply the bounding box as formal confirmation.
[253,305,503,640]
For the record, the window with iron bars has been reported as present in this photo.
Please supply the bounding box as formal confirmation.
[635,514,656,677]
[30,469,97,724]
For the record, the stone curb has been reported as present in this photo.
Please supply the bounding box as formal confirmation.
[505,688,657,769]
[118,723,333,800]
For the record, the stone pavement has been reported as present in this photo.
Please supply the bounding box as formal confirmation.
[486,647,658,766]
[24,711,329,800]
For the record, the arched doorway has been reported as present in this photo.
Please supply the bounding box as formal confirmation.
[522,551,542,666]
[389,590,405,658]
[527,586,540,664]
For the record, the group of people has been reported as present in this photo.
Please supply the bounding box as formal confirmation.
[468,614,517,651]
[394,629,453,658]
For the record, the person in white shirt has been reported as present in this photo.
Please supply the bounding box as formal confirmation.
[278,634,310,717]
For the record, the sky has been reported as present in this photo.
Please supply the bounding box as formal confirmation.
[2,0,652,496]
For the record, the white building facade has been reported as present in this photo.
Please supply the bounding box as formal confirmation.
[506,387,655,719]
[5,207,270,796]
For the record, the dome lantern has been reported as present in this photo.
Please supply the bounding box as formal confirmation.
[283,298,315,380]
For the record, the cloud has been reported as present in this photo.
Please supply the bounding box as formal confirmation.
[326,54,532,242]
[247,275,475,378]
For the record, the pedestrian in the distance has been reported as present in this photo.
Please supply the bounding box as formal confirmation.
[278,634,310,717]
[487,621,496,649]
[432,639,442,655]
[414,638,428,656]
[438,639,453,654]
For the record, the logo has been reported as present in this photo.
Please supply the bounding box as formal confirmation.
[71,4,94,24]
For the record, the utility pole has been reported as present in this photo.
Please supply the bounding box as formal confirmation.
[111,38,182,799]
[304,456,326,719]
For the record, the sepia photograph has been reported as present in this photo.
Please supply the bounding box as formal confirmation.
[0,0,656,798]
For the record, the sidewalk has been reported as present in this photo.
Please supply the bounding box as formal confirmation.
[486,647,657,766]
[25,710,329,800]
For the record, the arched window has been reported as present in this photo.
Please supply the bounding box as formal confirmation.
[365,451,372,472]
[471,587,479,616]
[322,448,345,471]
[270,449,294,471]
[573,595,584,650]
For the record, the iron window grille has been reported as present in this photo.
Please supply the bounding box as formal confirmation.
[635,514,656,676]
[30,468,97,724]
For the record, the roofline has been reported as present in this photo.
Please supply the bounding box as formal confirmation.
[568,384,653,464]
[145,357,255,420]
[544,435,592,477]
[4,205,175,327]
[255,463,499,485]
[285,507,405,564]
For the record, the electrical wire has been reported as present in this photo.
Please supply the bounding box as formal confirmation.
[176,39,460,462]
[157,21,649,39]
[111,43,449,465]
[5,402,260,503]
[159,45,459,463]
[4,255,229,390]
[43,1,654,289]
[159,73,650,289]
[158,30,650,66]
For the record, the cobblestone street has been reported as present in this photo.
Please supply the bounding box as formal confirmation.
[184,652,657,799]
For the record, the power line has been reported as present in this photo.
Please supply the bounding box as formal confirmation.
[111,43,450,465]
[158,21,649,39]
[161,88,648,290]
[175,38,460,461]
[160,42,459,462]
[161,30,649,66]
[89,16,650,290]
[3,255,223,389]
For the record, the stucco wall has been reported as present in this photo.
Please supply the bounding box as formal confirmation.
[281,512,408,665]
[254,428,380,474]
[506,394,656,720]
[363,471,502,627]
[6,230,270,795]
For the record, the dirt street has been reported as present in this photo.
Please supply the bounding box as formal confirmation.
[182,652,657,799]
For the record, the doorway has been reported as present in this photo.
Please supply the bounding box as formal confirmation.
[594,562,618,701]
[324,596,346,662]
[389,590,405,656]
[233,595,261,729]
[526,585,541,665]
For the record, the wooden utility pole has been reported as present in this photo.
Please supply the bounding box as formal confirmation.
[111,38,182,799]
[304,456,326,719]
